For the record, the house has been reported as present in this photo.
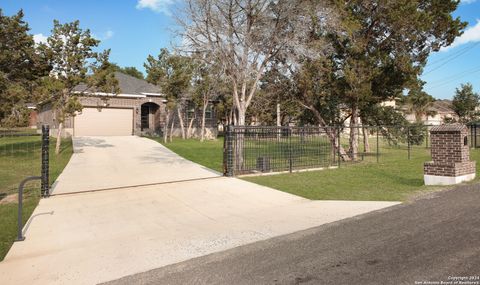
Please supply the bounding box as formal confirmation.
[403,100,458,125]
[36,72,218,138]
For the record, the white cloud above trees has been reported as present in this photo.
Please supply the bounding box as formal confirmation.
[136,0,175,15]
[442,20,480,51]
[33,33,48,44]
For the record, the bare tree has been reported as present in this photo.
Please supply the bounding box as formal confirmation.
[178,0,303,126]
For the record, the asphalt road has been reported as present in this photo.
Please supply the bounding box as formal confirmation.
[104,184,480,285]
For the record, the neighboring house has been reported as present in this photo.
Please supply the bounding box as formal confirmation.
[37,72,218,138]
[402,100,458,125]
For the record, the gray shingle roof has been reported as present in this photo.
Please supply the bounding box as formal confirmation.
[73,72,162,96]
[430,124,466,133]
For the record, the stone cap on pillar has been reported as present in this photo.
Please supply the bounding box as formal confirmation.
[429,124,466,133]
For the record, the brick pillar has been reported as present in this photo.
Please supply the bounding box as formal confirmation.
[424,124,476,185]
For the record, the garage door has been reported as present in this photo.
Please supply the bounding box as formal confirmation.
[74,108,133,136]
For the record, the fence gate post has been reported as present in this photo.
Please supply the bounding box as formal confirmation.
[224,125,234,177]
[41,125,50,197]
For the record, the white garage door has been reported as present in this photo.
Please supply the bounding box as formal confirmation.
[74,108,133,136]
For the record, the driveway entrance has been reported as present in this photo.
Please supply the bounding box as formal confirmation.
[0,136,399,284]
[51,136,220,194]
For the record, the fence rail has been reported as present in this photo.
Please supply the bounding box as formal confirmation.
[0,125,50,198]
[223,124,473,176]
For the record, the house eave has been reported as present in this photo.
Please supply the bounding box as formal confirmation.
[73,91,147,98]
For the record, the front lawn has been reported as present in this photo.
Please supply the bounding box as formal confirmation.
[0,136,73,260]
[158,137,480,202]
[151,137,224,172]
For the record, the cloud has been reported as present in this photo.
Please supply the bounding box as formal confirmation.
[136,0,175,15]
[92,30,114,41]
[441,20,480,51]
[461,0,477,4]
[33,33,48,45]
[104,30,114,40]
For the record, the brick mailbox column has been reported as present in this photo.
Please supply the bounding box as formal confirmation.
[424,124,476,185]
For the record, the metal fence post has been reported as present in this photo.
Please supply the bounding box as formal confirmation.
[288,127,293,173]
[224,125,234,177]
[16,176,41,241]
[41,125,50,197]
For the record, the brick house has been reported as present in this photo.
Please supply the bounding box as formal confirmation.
[36,72,217,138]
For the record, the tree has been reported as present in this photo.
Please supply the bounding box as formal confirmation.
[88,51,121,94]
[122,67,144,80]
[250,66,301,126]
[402,87,437,122]
[287,0,465,161]
[452,83,479,123]
[145,49,194,141]
[110,63,144,80]
[179,0,304,126]
[39,20,115,154]
[0,9,50,126]
[192,60,222,141]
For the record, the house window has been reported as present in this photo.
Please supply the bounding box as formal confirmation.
[187,107,195,120]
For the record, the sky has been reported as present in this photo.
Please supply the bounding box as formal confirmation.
[1,0,480,100]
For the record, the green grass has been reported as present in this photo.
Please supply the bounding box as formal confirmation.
[0,135,73,260]
[158,136,480,202]
[150,137,224,172]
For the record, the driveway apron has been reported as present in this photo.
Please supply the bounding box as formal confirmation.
[51,136,220,194]
[0,136,399,285]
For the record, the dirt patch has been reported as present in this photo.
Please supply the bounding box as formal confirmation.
[0,193,18,204]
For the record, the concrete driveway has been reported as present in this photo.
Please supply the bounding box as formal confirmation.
[0,136,399,284]
[52,136,220,194]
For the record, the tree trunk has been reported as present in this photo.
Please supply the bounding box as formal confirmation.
[304,104,350,161]
[363,127,370,153]
[187,115,195,139]
[169,113,175,143]
[237,102,246,126]
[55,122,63,155]
[200,103,207,142]
[349,107,359,161]
[164,111,169,144]
[233,107,238,125]
[276,103,281,127]
[276,103,281,140]
[177,107,186,139]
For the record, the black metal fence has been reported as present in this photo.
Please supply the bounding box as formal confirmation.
[223,124,454,176]
[468,123,480,148]
[0,125,50,200]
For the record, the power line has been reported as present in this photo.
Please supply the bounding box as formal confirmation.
[428,64,480,85]
[423,42,480,75]
[428,67,480,89]
[425,42,479,68]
